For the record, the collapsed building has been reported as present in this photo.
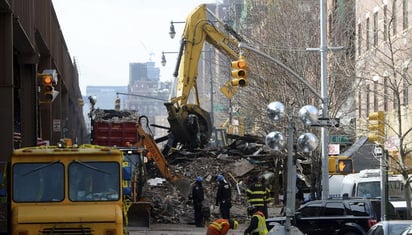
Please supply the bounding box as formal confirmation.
[146,137,285,225]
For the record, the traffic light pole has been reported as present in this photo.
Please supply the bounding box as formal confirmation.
[238,42,322,100]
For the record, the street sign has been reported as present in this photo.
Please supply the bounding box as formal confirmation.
[311,118,340,127]
[374,145,383,156]
[330,135,351,144]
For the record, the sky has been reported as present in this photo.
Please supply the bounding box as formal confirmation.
[51,0,219,95]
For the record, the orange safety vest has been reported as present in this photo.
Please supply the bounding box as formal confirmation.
[207,219,230,235]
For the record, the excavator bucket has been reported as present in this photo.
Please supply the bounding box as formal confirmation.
[126,201,152,228]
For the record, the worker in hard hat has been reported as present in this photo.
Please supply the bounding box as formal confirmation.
[244,205,268,235]
[192,176,205,227]
[206,218,238,235]
[246,176,270,218]
[215,174,232,219]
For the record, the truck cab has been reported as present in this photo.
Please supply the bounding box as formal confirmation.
[9,145,125,235]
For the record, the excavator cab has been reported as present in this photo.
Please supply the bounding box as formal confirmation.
[121,147,152,228]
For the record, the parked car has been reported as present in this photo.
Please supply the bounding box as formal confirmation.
[266,198,400,235]
[367,220,412,235]
[401,224,412,235]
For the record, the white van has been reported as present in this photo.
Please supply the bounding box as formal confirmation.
[329,169,409,218]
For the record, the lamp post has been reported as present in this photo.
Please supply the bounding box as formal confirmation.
[160,51,179,67]
[265,101,319,235]
[168,21,185,39]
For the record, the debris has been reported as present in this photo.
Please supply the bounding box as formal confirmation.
[146,149,280,225]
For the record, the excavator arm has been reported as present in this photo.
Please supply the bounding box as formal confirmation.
[165,4,245,149]
[135,116,191,196]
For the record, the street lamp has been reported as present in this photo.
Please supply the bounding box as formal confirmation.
[265,101,319,235]
[161,51,179,67]
[169,21,185,39]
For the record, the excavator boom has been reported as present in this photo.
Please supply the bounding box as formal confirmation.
[165,4,245,149]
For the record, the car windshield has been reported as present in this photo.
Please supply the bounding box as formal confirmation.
[389,223,412,234]
[68,161,120,201]
[13,162,64,202]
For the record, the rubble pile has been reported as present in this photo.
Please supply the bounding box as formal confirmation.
[146,149,281,225]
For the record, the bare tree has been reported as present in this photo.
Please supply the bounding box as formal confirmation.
[222,0,359,199]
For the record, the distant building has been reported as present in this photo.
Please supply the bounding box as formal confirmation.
[127,62,170,138]
[86,86,128,109]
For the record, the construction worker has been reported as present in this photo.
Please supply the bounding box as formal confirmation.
[206,218,238,235]
[215,174,232,219]
[244,205,268,235]
[192,176,205,227]
[246,176,270,218]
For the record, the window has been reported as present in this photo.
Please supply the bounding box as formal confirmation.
[384,4,388,41]
[393,0,398,35]
[403,67,409,105]
[299,202,322,217]
[366,17,370,50]
[13,162,64,202]
[324,202,345,216]
[403,0,408,30]
[373,12,379,47]
[370,225,383,235]
[366,84,371,114]
[393,88,398,110]
[358,90,362,117]
[358,23,362,55]
[374,80,378,111]
[69,161,120,201]
[357,182,381,198]
[348,201,369,216]
[384,75,388,111]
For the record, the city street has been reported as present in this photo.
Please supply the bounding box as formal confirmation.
[127,207,285,235]
[128,223,250,235]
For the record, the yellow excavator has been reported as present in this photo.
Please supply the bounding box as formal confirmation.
[164,4,247,150]
[123,116,192,227]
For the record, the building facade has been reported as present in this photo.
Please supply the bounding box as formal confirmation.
[355,0,412,163]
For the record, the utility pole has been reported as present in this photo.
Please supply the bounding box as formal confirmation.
[319,0,330,200]
[307,0,343,199]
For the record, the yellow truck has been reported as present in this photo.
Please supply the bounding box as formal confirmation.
[9,144,125,235]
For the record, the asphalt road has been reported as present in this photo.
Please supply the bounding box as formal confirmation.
[127,223,249,235]
[126,206,285,235]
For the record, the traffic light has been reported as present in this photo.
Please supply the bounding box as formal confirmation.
[114,96,121,110]
[231,56,248,87]
[42,75,54,100]
[368,111,385,143]
[328,156,353,174]
[38,70,59,103]
[336,159,353,174]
